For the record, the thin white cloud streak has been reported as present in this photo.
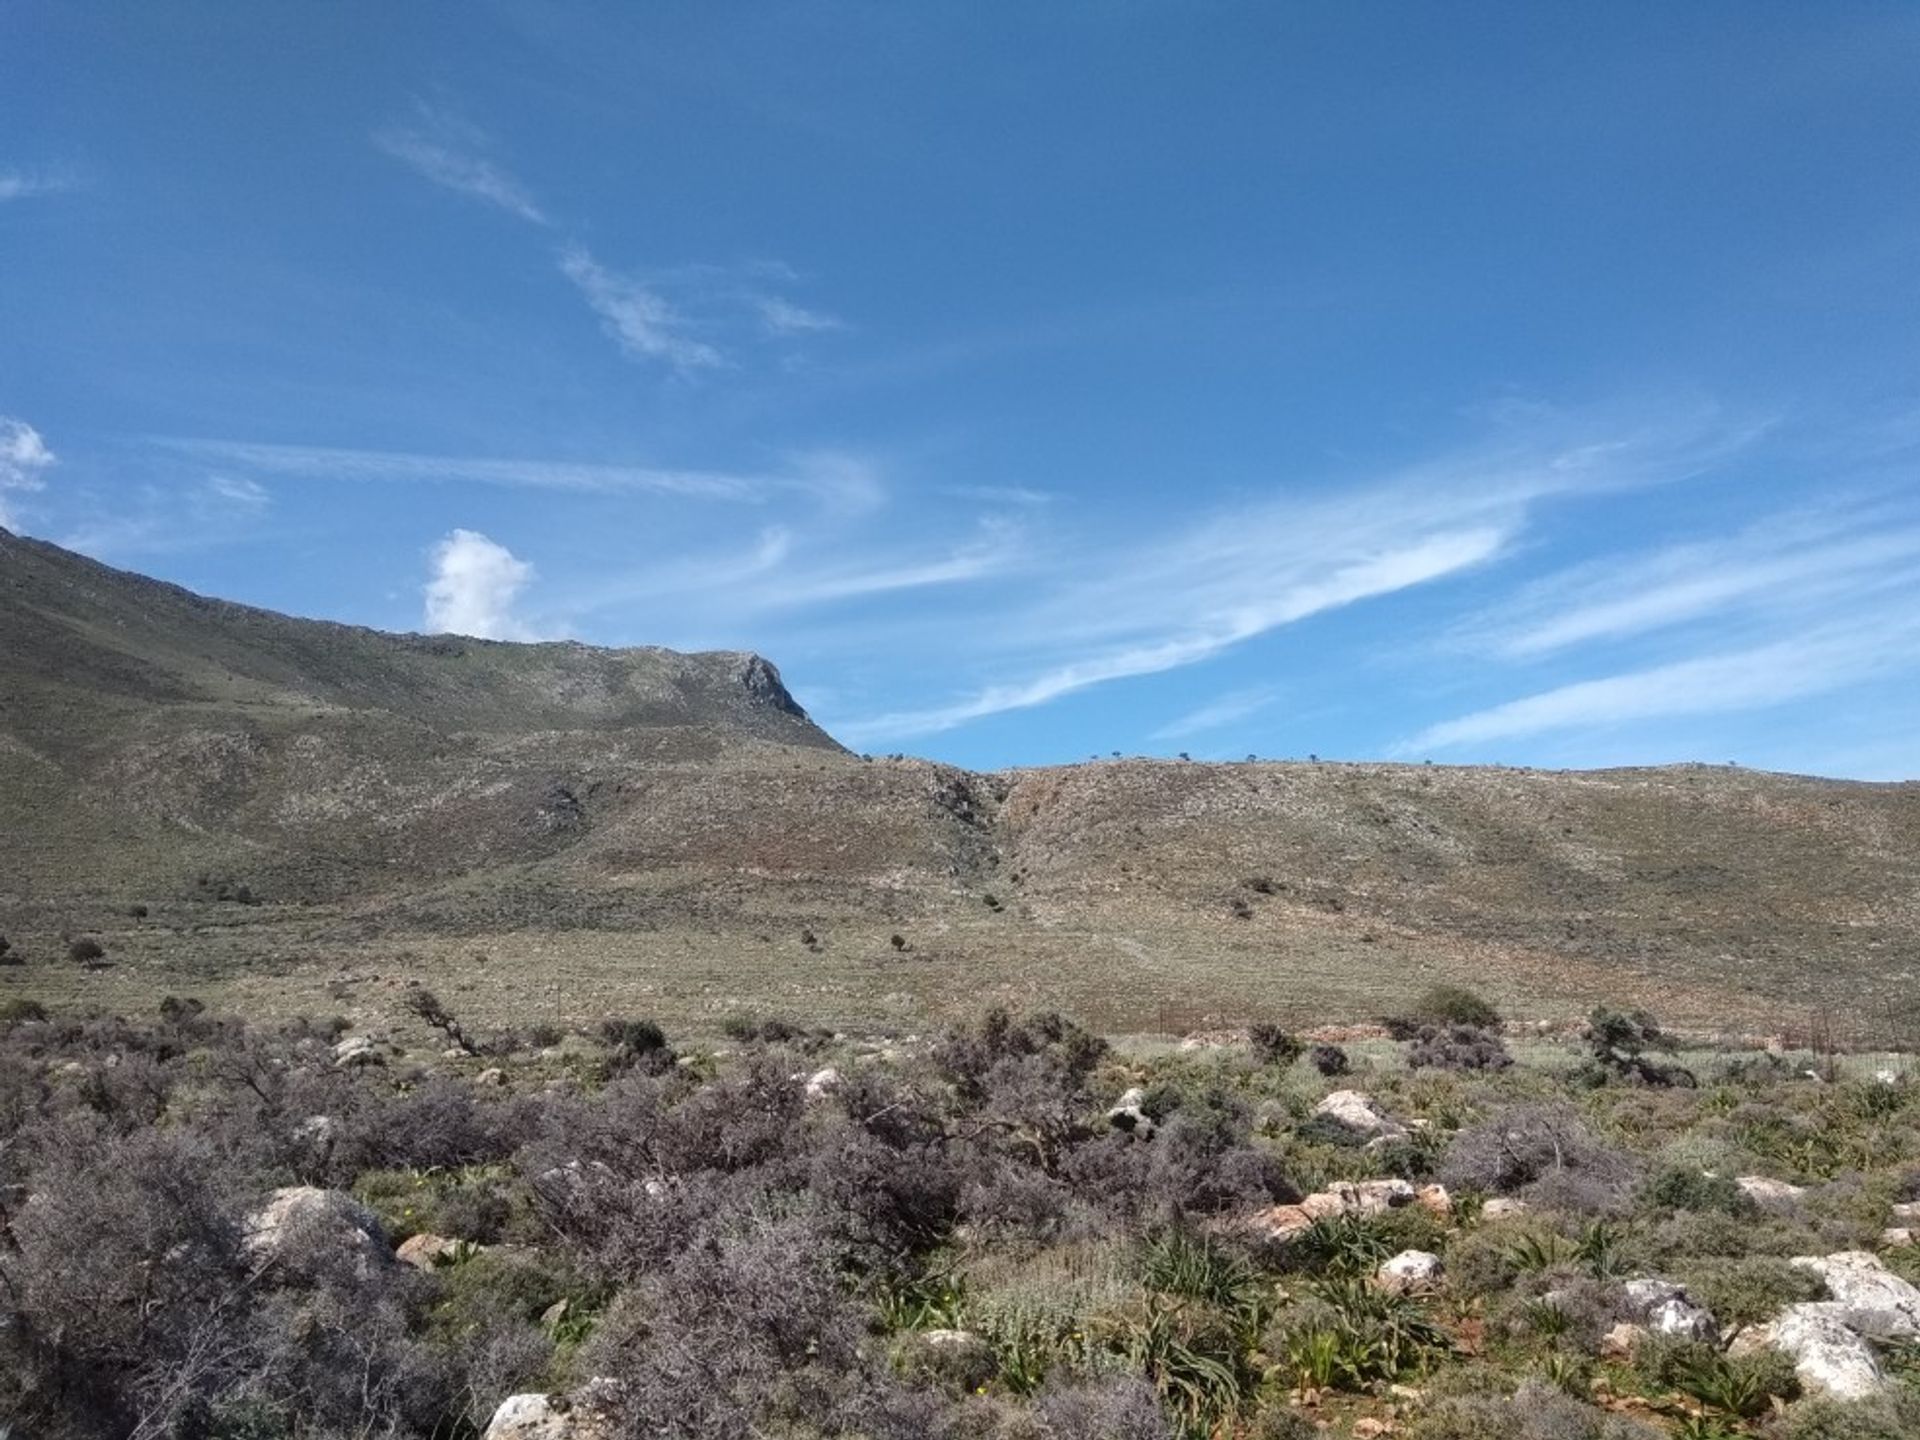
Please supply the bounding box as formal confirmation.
[158,437,890,521]
[1403,616,1920,752]
[423,529,541,639]
[559,245,724,372]
[1474,504,1920,659]
[836,413,1763,742]
[157,438,763,501]
[1151,687,1278,741]
[756,296,843,335]
[0,170,79,202]
[839,526,1509,743]
[565,519,1021,623]
[0,417,56,528]
[375,102,547,225]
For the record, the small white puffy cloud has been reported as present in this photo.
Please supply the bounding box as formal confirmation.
[0,417,56,528]
[558,245,724,372]
[423,529,540,639]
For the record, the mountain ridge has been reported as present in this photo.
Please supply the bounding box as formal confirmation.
[2,530,1916,1039]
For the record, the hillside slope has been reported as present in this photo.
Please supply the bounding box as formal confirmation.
[2,530,1916,1036]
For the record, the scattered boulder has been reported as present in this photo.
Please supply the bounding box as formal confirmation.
[1737,1305,1886,1401]
[476,1067,507,1087]
[244,1186,391,1279]
[1620,1278,1719,1342]
[1890,1201,1920,1224]
[1600,1322,1647,1359]
[1107,1086,1154,1137]
[1415,1183,1453,1217]
[332,1034,394,1069]
[1789,1251,1920,1338]
[1882,1228,1914,1249]
[1249,1178,1419,1241]
[1376,1249,1443,1294]
[804,1067,842,1102]
[1311,1089,1409,1144]
[1736,1175,1807,1210]
[1480,1196,1529,1220]
[396,1233,469,1270]
[482,1380,620,1440]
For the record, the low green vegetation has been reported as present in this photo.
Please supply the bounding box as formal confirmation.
[0,988,1916,1439]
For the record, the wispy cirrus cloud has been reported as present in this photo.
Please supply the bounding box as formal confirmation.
[558,245,724,372]
[1405,493,1920,755]
[755,295,844,336]
[1151,686,1279,741]
[1468,500,1920,659]
[156,436,761,501]
[1403,617,1920,752]
[839,524,1507,742]
[836,411,1753,743]
[0,169,80,203]
[375,100,548,225]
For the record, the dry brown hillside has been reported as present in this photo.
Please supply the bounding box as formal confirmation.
[3,528,1916,1038]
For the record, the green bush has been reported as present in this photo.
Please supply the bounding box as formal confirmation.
[1678,1256,1827,1329]
[1641,1165,1753,1216]
[1248,1023,1303,1068]
[1412,984,1502,1030]
[1761,1391,1920,1440]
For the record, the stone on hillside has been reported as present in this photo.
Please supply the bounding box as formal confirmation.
[1621,1278,1718,1342]
[1480,1196,1529,1220]
[1882,1228,1914,1248]
[396,1233,469,1269]
[1249,1178,1418,1241]
[476,1067,506,1087]
[244,1185,390,1279]
[1108,1085,1154,1138]
[1600,1322,1647,1359]
[1311,1089,1408,1143]
[482,1381,620,1440]
[1740,1305,1887,1401]
[1790,1251,1920,1338]
[1415,1183,1453,1217]
[1376,1249,1444,1294]
[1736,1175,1807,1209]
[1890,1201,1920,1223]
[804,1067,842,1101]
[332,1034,394,1069]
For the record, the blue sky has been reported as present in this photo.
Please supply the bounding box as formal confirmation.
[4,4,1919,777]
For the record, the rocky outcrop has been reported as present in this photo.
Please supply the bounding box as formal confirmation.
[1310,1090,1408,1144]
[482,1380,620,1440]
[1735,1175,1807,1210]
[1735,1306,1886,1401]
[1734,1251,1920,1401]
[244,1186,390,1279]
[1789,1250,1920,1338]
[1249,1178,1449,1241]
[396,1233,470,1270]
[332,1035,396,1069]
[1107,1086,1154,1137]
[1376,1249,1443,1294]
[1620,1278,1718,1342]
